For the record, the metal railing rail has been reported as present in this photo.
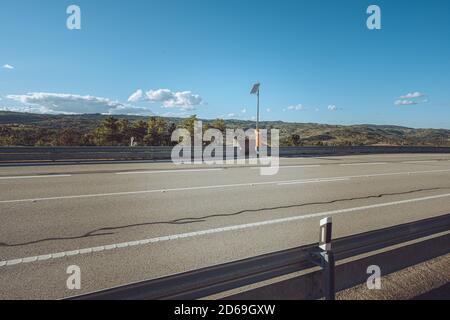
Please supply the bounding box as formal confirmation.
[69,213,450,300]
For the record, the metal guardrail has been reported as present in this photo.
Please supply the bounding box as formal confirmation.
[1,146,449,162]
[69,213,450,300]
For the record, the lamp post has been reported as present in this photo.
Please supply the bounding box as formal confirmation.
[250,83,261,158]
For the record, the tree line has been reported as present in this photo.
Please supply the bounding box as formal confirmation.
[0,116,234,147]
[1,113,448,147]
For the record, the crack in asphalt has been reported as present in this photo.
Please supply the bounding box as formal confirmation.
[0,187,449,247]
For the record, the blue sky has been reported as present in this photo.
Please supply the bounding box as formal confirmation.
[0,0,449,128]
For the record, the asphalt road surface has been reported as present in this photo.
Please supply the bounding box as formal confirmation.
[0,153,449,299]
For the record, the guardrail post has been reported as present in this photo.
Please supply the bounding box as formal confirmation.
[319,217,335,300]
[309,217,335,300]
[320,249,335,300]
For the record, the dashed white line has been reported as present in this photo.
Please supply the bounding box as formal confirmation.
[403,161,439,164]
[2,192,450,268]
[0,169,449,204]
[340,162,387,166]
[277,178,350,185]
[251,165,321,170]
[116,168,224,175]
[0,174,71,180]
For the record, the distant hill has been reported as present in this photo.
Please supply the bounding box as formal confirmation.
[0,111,449,147]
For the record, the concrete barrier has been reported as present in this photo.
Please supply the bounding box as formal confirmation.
[0,146,449,163]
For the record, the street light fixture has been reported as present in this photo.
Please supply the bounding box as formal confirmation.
[250,83,260,157]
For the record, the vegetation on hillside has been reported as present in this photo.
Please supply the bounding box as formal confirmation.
[0,111,449,147]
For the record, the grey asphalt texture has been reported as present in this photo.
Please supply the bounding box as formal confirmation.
[0,153,449,299]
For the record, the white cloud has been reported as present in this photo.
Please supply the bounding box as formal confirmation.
[395,91,427,106]
[146,89,175,103]
[2,64,14,70]
[127,89,143,102]
[266,108,271,113]
[127,88,204,111]
[128,88,203,110]
[241,108,247,114]
[218,113,239,119]
[328,105,337,111]
[400,92,425,99]
[394,99,418,106]
[287,104,304,111]
[6,92,153,115]
[166,91,202,109]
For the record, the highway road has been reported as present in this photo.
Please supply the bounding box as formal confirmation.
[0,153,449,299]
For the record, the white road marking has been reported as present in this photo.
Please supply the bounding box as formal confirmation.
[342,169,450,179]
[1,169,449,204]
[1,192,450,268]
[403,161,439,164]
[251,165,321,170]
[116,168,223,175]
[340,162,387,166]
[0,174,71,180]
[277,178,350,185]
